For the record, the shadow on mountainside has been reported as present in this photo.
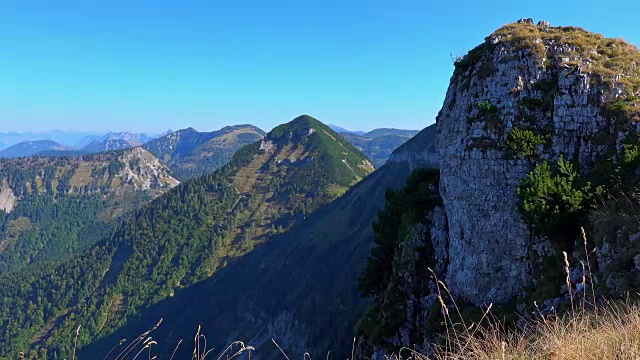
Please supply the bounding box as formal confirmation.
[82,162,413,360]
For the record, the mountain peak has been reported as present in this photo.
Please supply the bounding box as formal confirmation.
[290,114,319,124]
[261,115,373,188]
[268,115,334,141]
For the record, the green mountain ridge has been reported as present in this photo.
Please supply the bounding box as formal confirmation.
[341,129,419,168]
[0,115,372,359]
[142,124,265,180]
[326,125,421,167]
[84,160,416,360]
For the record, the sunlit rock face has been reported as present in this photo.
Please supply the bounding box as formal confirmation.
[437,20,640,304]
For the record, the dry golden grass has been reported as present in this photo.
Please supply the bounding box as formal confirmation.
[414,301,640,360]
[490,22,640,94]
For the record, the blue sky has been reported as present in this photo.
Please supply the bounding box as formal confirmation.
[1,0,639,133]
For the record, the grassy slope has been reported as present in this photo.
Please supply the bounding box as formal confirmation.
[430,299,640,359]
[268,115,373,185]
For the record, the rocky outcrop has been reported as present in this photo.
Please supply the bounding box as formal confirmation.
[361,20,640,356]
[437,20,640,305]
[0,179,16,213]
[119,147,180,191]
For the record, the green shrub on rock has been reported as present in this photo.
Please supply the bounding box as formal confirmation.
[506,128,547,157]
[517,156,602,242]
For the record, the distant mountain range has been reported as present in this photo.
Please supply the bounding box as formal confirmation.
[340,129,420,167]
[1,126,418,170]
[0,126,266,182]
[328,124,365,135]
[0,140,74,158]
[0,131,168,158]
[79,131,163,151]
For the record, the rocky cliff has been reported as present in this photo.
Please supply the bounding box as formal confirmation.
[438,19,640,305]
[359,19,640,355]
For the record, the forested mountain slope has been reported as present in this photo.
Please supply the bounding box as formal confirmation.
[0,115,372,359]
[0,148,178,274]
[142,125,264,179]
[82,121,437,359]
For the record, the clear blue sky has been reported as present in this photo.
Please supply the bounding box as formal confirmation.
[1,0,638,133]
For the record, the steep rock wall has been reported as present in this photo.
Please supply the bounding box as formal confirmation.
[437,21,640,304]
[357,20,640,357]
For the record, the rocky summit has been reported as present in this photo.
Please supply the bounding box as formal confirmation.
[438,20,640,304]
[355,20,640,356]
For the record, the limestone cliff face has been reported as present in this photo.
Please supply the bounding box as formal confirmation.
[360,21,640,357]
[437,21,640,304]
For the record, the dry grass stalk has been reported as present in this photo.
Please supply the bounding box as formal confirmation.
[169,339,183,360]
[562,251,574,316]
[102,339,127,360]
[420,230,640,359]
[113,318,162,360]
[272,339,291,360]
